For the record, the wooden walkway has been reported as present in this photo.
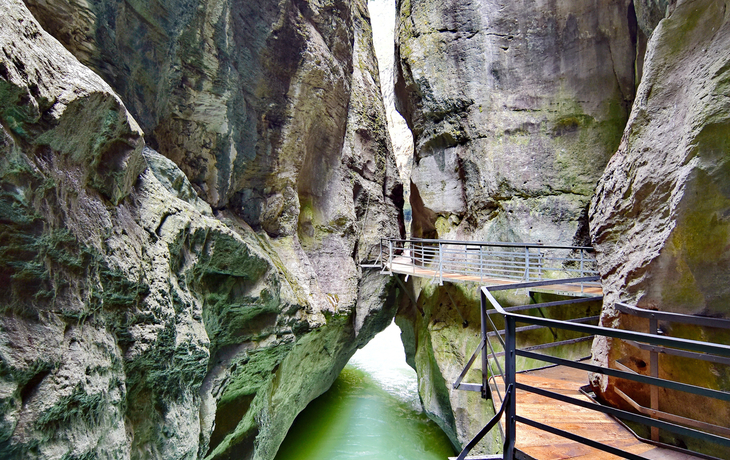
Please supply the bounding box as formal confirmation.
[386,258,602,296]
[494,366,702,460]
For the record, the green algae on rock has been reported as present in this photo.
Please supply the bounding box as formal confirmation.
[1,1,403,459]
[590,1,730,457]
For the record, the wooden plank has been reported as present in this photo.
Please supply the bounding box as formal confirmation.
[493,366,705,460]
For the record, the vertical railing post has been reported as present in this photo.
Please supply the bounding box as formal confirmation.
[438,242,443,285]
[388,239,393,273]
[412,240,416,274]
[580,249,586,293]
[650,315,659,442]
[462,244,469,275]
[379,238,383,269]
[524,247,530,281]
[480,289,489,400]
[504,313,517,460]
[479,245,484,282]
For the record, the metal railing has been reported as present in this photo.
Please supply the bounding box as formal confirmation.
[367,238,598,288]
[454,281,730,460]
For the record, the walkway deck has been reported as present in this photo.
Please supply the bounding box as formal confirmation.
[495,366,702,460]
[387,257,602,296]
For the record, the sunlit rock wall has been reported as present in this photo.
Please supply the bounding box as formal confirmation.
[590,0,730,456]
[393,0,638,453]
[1,0,402,459]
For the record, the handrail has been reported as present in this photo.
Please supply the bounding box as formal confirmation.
[381,237,595,251]
[476,282,730,460]
[376,238,600,288]
[615,301,730,330]
[452,276,603,459]
[455,384,513,460]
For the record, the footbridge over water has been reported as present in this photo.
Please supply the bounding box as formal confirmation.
[365,238,730,460]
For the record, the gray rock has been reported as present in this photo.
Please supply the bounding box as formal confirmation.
[1,1,403,459]
[590,1,730,457]
[393,0,638,451]
[396,0,637,244]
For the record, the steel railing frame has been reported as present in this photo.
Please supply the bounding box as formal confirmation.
[455,282,730,460]
[375,238,599,290]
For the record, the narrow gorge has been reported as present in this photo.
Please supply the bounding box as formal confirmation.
[1,0,729,459]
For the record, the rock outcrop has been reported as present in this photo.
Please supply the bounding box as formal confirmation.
[392,0,638,452]
[1,0,402,459]
[590,0,730,456]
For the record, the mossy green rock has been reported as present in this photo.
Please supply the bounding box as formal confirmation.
[393,0,637,453]
[590,1,730,457]
[395,0,635,244]
[1,0,402,459]
[395,280,499,454]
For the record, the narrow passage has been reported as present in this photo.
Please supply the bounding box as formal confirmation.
[274,322,455,459]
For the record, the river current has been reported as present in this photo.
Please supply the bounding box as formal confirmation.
[274,322,456,459]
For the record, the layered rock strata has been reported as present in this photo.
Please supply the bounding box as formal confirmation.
[590,0,730,456]
[392,0,639,453]
[1,0,402,459]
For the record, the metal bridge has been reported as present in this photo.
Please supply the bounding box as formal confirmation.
[368,237,602,295]
[368,238,730,460]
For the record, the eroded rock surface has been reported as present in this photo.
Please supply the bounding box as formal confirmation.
[1,0,402,459]
[393,0,638,452]
[396,0,636,243]
[590,0,730,456]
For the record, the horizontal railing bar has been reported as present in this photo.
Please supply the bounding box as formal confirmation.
[455,383,482,392]
[491,336,594,357]
[382,237,595,251]
[487,296,602,314]
[624,340,730,366]
[616,302,730,330]
[484,288,730,357]
[515,383,730,447]
[614,387,730,438]
[487,316,600,336]
[514,415,647,460]
[485,277,601,291]
[398,254,597,263]
[516,350,730,402]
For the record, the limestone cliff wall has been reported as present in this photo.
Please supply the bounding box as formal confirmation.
[1,0,402,459]
[590,0,730,456]
[392,0,639,452]
[396,0,636,244]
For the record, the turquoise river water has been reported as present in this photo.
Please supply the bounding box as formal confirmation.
[274,322,456,460]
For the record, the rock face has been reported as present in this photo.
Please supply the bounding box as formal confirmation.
[369,0,415,186]
[590,0,730,456]
[393,0,638,451]
[1,0,402,459]
[396,0,636,244]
